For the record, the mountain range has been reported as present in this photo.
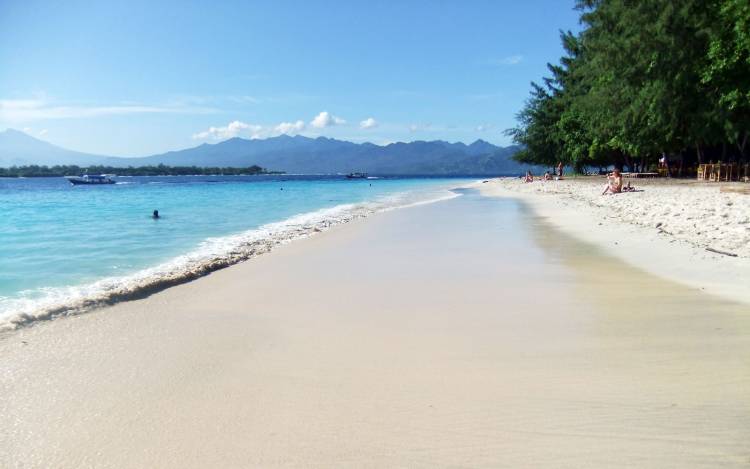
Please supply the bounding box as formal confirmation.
[0,128,533,175]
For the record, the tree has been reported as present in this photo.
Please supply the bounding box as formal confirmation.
[703,0,750,159]
[506,82,564,169]
[507,0,749,173]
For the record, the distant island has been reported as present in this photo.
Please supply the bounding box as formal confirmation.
[0,129,537,176]
[0,164,281,178]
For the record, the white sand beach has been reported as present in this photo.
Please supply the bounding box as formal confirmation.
[2,189,749,468]
[479,177,750,305]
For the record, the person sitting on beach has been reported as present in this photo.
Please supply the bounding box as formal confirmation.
[602,169,623,195]
[524,171,534,183]
[543,171,552,181]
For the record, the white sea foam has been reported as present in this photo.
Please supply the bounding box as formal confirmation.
[0,187,462,332]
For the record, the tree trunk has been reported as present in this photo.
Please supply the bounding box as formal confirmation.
[696,142,703,165]
[664,153,671,178]
[623,154,633,172]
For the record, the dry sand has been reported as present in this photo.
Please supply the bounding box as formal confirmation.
[2,190,749,468]
[478,177,750,305]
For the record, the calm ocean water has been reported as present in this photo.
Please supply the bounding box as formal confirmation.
[0,175,472,328]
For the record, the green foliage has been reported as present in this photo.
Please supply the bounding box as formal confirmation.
[506,82,564,168]
[508,0,750,170]
[0,164,279,178]
[703,0,750,156]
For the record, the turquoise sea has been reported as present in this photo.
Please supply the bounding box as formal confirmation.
[0,175,471,329]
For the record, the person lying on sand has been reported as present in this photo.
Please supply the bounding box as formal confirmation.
[602,169,623,195]
[524,171,534,183]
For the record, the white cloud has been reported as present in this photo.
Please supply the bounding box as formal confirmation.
[171,94,260,106]
[0,97,215,122]
[494,55,523,66]
[227,95,261,104]
[2,99,44,111]
[20,126,49,138]
[359,117,378,129]
[274,120,305,134]
[193,118,309,141]
[408,123,431,133]
[476,124,493,132]
[192,120,263,140]
[310,111,345,129]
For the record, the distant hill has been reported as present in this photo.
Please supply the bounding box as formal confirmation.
[0,129,108,167]
[0,129,534,175]
[122,134,531,175]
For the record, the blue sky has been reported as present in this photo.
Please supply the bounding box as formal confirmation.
[0,0,582,157]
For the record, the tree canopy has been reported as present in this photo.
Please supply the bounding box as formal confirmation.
[507,0,750,173]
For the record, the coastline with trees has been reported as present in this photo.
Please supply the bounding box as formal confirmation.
[507,0,749,176]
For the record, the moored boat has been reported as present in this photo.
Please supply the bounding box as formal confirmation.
[66,174,116,185]
[345,172,367,179]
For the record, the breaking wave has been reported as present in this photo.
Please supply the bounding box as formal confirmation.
[0,188,461,332]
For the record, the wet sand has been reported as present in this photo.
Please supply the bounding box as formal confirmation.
[2,190,749,468]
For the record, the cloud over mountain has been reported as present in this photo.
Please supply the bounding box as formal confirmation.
[359,117,378,129]
[310,111,345,129]
[275,120,305,134]
[192,120,263,140]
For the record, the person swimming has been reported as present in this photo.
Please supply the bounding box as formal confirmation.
[152,210,160,219]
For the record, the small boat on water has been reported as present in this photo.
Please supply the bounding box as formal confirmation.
[345,172,368,179]
[66,174,116,185]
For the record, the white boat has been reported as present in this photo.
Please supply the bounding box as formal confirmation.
[66,174,115,185]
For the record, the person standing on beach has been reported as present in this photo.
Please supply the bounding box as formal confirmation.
[660,152,670,177]
[557,162,563,178]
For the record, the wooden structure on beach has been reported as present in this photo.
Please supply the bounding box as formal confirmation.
[621,172,660,178]
[697,163,750,182]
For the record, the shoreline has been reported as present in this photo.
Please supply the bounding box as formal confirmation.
[476,177,750,305]
[3,190,748,467]
[0,186,462,333]
[4,175,747,334]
